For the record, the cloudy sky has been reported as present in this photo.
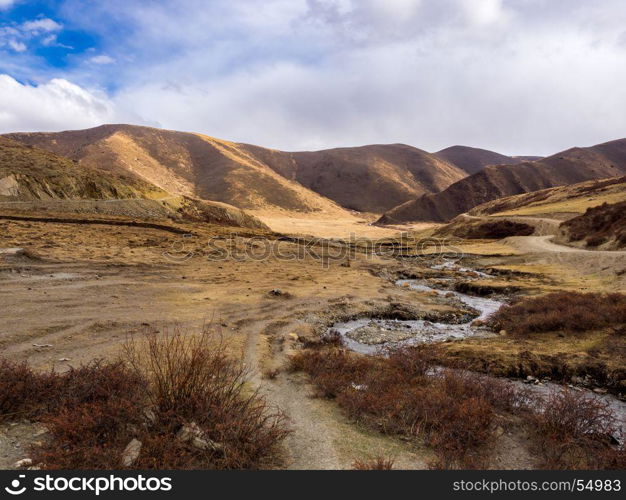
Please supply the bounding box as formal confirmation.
[1,0,625,155]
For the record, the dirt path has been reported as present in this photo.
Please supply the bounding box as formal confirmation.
[504,235,626,255]
[244,323,342,469]
[242,317,427,469]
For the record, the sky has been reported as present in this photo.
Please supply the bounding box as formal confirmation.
[1,0,625,155]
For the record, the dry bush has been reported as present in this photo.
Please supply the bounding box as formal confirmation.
[490,291,626,336]
[561,201,626,249]
[455,220,534,239]
[0,359,59,422]
[291,344,624,470]
[121,328,290,469]
[290,346,511,468]
[352,457,394,470]
[529,390,623,469]
[0,359,140,423]
[1,326,289,470]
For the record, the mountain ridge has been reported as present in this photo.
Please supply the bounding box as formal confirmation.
[377,138,626,224]
[6,124,474,214]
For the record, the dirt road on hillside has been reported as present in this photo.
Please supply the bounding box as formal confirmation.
[505,235,626,255]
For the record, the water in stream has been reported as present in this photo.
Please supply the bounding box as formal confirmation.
[332,279,503,355]
[328,267,626,436]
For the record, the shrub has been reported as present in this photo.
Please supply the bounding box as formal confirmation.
[291,345,623,470]
[1,327,289,470]
[489,291,626,335]
[529,390,623,469]
[455,221,534,239]
[560,201,626,250]
[291,346,510,468]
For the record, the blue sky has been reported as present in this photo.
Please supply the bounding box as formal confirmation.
[1,0,626,155]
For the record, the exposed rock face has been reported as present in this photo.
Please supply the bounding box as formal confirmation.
[0,175,19,197]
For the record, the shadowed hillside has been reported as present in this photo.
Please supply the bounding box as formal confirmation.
[558,200,626,250]
[435,145,532,175]
[378,139,626,224]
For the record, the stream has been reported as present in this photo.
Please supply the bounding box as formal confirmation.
[332,279,503,355]
[329,260,626,437]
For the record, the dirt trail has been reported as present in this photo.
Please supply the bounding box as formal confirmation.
[242,317,426,470]
[244,323,343,469]
[505,235,626,255]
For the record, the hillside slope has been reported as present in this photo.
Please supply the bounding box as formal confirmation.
[0,136,268,229]
[557,201,626,250]
[285,144,467,212]
[6,125,469,214]
[6,125,348,215]
[378,139,626,224]
[469,176,626,218]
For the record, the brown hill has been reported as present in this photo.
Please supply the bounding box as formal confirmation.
[558,200,626,250]
[5,125,346,215]
[6,125,468,214]
[378,139,626,224]
[435,145,527,175]
[284,144,466,212]
[0,136,268,230]
[469,176,626,218]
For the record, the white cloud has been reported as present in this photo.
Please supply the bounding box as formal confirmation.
[103,0,626,155]
[89,55,116,65]
[3,0,626,156]
[0,16,63,54]
[0,75,136,133]
[0,0,16,10]
[21,18,63,33]
[7,39,26,52]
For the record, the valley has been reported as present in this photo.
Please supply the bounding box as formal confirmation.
[0,126,625,470]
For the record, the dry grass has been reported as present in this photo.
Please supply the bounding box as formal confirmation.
[352,457,395,470]
[0,327,289,469]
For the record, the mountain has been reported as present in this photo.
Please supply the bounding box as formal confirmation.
[377,138,626,224]
[435,145,530,175]
[0,136,268,230]
[6,125,468,214]
[5,125,348,216]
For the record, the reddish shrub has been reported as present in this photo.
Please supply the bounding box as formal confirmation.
[529,390,622,469]
[352,457,394,470]
[1,327,289,470]
[489,292,626,335]
[291,346,502,468]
